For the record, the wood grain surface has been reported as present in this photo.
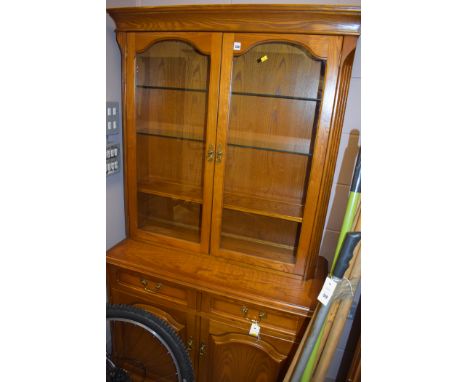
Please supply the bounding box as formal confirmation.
[124,32,222,253]
[107,7,360,381]
[107,238,322,315]
[108,5,361,36]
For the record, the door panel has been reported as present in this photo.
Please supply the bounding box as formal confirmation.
[198,318,294,382]
[211,33,342,275]
[125,32,222,253]
[109,289,199,376]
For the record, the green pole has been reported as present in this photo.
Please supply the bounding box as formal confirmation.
[300,329,324,382]
[330,149,361,274]
[330,192,361,273]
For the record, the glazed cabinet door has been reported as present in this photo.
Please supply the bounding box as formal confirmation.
[210,33,343,276]
[198,318,294,382]
[122,32,222,253]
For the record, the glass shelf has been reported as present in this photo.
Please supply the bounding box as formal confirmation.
[137,121,205,142]
[227,142,311,156]
[232,91,320,102]
[227,127,312,156]
[136,84,207,93]
[138,131,204,143]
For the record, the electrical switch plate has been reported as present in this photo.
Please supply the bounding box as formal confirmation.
[106,102,120,135]
[106,143,121,176]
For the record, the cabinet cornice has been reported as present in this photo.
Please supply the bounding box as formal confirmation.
[107,5,361,36]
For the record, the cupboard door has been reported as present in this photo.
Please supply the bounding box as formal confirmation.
[124,32,222,253]
[211,33,342,275]
[109,289,199,376]
[198,318,294,382]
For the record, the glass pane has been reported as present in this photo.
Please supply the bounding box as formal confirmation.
[135,41,209,243]
[138,193,202,243]
[221,42,325,262]
[221,209,300,264]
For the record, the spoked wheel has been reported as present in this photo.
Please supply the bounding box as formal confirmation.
[106,304,194,382]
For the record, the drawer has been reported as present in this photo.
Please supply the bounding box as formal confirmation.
[202,294,306,337]
[111,268,197,308]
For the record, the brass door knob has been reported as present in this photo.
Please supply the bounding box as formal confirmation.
[216,144,223,163]
[241,305,249,317]
[258,311,267,322]
[199,342,206,356]
[207,144,215,162]
[187,336,193,351]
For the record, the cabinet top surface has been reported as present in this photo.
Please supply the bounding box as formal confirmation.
[107,4,361,13]
[107,4,361,35]
[107,239,323,315]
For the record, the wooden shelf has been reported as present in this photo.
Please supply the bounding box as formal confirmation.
[138,178,203,204]
[223,191,303,222]
[139,216,200,243]
[228,130,312,156]
[138,178,303,222]
[221,233,296,264]
[137,120,205,142]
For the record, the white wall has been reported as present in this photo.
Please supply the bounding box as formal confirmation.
[106,0,137,249]
[107,0,137,7]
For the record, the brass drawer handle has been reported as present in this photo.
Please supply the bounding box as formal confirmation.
[187,336,193,351]
[207,144,215,162]
[216,144,223,163]
[199,342,206,356]
[140,278,162,293]
[241,305,267,322]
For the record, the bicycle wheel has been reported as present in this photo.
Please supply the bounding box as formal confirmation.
[106,304,194,382]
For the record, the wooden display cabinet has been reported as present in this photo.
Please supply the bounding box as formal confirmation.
[107,5,360,381]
